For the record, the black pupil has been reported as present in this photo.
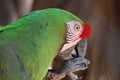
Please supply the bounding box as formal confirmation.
[76,26,79,29]
[76,27,79,29]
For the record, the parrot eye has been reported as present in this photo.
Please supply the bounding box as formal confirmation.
[74,24,80,31]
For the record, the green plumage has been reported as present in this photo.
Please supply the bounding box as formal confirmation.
[0,8,83,80]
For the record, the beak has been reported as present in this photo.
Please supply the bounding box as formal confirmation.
[60,38,82,52]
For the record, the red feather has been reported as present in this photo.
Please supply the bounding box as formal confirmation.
[80,22,92,39]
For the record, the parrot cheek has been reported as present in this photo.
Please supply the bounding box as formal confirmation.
[73,32,82,41]
[73,35,79,41]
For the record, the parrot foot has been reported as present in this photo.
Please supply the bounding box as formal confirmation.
[61,57,90,73]
[63,57,90,80]
[46,57,90,80]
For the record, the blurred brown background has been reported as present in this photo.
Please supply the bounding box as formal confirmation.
[0,0,120,80]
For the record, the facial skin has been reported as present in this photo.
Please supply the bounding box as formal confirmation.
[66,21,83,43]
[60,21,83,52]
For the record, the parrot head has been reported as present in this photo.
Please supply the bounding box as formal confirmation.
[60,20,91,52]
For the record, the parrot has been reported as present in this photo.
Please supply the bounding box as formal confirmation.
[0,8,91,80]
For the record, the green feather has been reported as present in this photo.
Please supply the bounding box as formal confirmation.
[0,8,83,80]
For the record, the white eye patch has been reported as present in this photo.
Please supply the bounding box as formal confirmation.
[66,21,83,35]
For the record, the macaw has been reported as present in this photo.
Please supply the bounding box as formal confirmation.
[0,8,91,80]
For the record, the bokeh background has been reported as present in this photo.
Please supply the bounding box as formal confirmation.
[0,0,120,80]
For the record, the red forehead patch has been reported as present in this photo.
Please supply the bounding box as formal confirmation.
[80,22,92,39]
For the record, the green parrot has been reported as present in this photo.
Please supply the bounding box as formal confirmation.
[0,8,91,80]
